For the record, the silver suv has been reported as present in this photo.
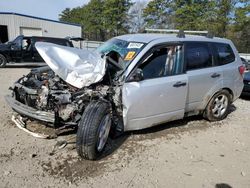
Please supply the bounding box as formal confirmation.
[5,32,244,160]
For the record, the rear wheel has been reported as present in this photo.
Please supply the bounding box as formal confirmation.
[0,54,7,68]
[204,90,231,121]
[76,101,111,160]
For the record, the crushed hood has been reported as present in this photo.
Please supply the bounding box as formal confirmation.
[35,42,106,89]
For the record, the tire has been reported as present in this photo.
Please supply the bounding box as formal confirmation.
[76,101,112,160]
[203,90,232,121]
[0,54,7,68]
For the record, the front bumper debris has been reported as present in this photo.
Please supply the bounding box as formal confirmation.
[5,95,55,123]
[11,115,50,139]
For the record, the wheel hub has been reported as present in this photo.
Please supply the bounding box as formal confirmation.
[97,114,111,152]
[212,94,229,118]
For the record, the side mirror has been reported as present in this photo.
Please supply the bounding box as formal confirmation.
[128,68,144,82]
[9,42,16,50]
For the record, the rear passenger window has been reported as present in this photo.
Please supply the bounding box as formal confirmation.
[186,42,212,71]
[214,43,235,65]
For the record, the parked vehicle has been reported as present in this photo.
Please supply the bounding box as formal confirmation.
[5,32,244,160]
[242,71,250,95]
[241,57,250,70]
[0,35,73,67]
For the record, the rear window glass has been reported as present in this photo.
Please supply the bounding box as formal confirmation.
[53,40,72,47]
[186,42,213,70]
[214,43,235,65]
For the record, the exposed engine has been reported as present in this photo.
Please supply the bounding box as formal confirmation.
[12,66,112,127]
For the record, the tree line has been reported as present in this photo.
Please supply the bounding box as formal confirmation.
[59,0,250,53]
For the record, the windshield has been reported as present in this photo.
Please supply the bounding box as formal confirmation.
[96,38,145,69]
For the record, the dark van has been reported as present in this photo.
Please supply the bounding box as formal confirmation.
[0,35,73,67]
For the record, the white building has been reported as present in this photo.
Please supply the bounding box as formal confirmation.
[0,12,82,44]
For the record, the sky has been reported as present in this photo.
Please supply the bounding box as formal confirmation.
[0,0,89,21]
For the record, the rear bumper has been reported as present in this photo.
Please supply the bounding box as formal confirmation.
[5,95,55,123]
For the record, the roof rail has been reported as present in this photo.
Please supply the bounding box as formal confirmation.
[145,29,213,38]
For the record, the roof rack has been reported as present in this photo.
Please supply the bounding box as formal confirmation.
[145,29,213,39]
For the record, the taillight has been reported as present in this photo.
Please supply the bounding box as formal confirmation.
[238,65,245,76]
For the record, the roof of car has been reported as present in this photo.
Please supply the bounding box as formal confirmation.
[115,33,231,44]
[29,36,69,40]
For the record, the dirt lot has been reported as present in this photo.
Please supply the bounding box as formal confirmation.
[0,68,250,188]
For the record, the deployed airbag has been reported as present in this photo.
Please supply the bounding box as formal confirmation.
[35,42,106,88]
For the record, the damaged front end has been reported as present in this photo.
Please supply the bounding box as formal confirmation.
[5,43,123,132]
[6,66,112,129]
[5,40,136,160]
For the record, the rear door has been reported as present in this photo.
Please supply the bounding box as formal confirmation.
[123,43,188,131]
[185,42,223,112]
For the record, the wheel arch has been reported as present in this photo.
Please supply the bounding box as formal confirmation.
[203,88,232,121]
[203,88,233,113]
[0,52,10,62]
[221,87,234,101]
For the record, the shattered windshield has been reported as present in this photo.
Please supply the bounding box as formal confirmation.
[96,38,145,69]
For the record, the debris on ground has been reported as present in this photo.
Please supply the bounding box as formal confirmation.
[12,115,50,139]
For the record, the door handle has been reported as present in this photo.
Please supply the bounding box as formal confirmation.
[173,81,187,87]
[211,73,221,78]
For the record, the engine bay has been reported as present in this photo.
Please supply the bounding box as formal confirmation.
[11,66,119,129]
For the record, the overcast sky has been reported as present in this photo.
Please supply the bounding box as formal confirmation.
[0,0,89,20]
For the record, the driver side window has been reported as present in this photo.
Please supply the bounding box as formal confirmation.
[139,44,184,80]
[22,38,32,51]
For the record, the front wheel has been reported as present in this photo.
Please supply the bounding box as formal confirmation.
[0,54,7,68]
[203,90,231,121]
[76,101,111,160]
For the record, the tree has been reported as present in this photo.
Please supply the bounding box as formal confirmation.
[83,0,106,41]
[59,8,72,22]
[143,0,174,29]
[59,0,132,41]
[59,7,83,24]
[174,0,217,32]
[128,1,147,33]
[58,0,249,52]
[214,0,235,37]
[103,0,133,38]
[231,1,250,52]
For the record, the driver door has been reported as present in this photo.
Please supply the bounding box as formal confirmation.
[122,44,188,131]
[21,38,33,62]
[10,36,22,62]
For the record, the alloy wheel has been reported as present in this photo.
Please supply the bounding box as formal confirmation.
[212,94,229,118]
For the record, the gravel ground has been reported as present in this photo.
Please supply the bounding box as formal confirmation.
[0,68,249,188]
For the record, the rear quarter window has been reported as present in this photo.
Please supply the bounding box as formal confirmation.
[214,43,235,65]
